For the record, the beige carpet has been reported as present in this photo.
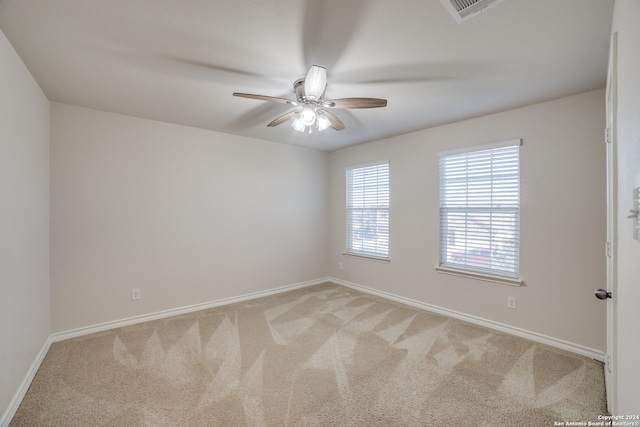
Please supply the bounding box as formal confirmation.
[11,282,607,426]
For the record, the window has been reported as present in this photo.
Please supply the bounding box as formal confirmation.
[438,140,521,281]
[346,161,389,260]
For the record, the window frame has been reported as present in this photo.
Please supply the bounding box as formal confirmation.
[436,139,523,286]
[344,160,390,262]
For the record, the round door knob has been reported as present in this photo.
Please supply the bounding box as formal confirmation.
[594,288,612,300]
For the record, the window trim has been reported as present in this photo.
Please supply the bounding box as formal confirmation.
[436,139,524,285]
[343,251,391,263]
[436,138,522,158]
[345,160,390,261]
[435,265,523,286]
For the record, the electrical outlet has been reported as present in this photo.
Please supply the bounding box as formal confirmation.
[507,296,517,310]
[131,288,141,300]
[339,262,344,271]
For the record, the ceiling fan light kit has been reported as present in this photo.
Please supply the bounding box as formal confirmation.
[292,106,318,133]
[291,108,332,134]
[233,65,387,134]
[316,113,331,131]
[299,106,317,126]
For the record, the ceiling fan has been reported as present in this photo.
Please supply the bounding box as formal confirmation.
[233,65,387,133]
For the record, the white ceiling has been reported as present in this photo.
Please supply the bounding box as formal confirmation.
[0,0,614,152]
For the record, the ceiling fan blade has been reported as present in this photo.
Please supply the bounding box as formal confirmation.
[319,109,345,131]
[267,111,298,127]
[304,65,327,100]
[323,97,387,109]
[233,93,298,105]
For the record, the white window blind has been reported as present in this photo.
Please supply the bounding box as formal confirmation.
[439,141,520,278]
[346,161,389,259]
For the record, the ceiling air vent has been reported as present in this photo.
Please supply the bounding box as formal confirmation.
[440,0,505,23]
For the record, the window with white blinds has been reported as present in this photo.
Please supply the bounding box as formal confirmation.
[438,140,521,278]
[346,161,389,259]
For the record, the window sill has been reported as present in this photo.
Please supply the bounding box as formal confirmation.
[343,252,390,263]
[435,265,523,287]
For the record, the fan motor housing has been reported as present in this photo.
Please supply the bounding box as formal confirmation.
[294,78,325,103]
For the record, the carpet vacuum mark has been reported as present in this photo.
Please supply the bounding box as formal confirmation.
[11,283,607,426]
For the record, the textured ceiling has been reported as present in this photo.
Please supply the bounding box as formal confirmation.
[0,0,614,151]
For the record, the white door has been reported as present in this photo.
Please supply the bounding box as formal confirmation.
[603,31,617,413]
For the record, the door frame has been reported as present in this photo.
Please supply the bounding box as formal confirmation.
[604,31,618,414]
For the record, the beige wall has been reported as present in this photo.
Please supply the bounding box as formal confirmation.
[50,103,328,333]
[0,29,50,423]
[328,89,607,353]
[611,0,640,414]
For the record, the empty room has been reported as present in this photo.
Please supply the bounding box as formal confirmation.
[1,0,639,425]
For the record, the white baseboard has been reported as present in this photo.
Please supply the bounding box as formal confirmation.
[52,277,330,343]
[5,276,604,426]
[5,278,330,426]
[1,337,52,427]
[51,275,605,361]
[330,277,606,362]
